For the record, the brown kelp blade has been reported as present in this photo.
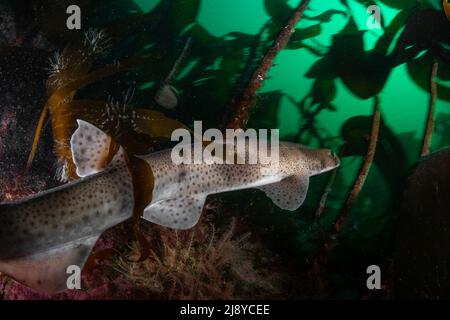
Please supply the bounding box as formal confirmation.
[26,57,140,173]
[131,109,191,138]
[26,103,50,171]
[58,57,142,93]
[129,156,155,262]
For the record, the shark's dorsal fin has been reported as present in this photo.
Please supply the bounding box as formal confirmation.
[0,235,99,293]
[143,196,206,230]
[70,119,118,178]
[258,175,310,211]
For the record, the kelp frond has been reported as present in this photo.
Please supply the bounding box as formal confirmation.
[335,96,381,234]
[113,218,279,299]
[421,58,439,157]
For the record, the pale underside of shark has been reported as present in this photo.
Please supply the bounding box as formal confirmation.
[0,120,339,293]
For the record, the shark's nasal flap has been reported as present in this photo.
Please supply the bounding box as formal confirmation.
[258,175,310,211]
[70,119,116,178]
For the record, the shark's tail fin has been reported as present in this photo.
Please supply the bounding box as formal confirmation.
[70,120,122,178]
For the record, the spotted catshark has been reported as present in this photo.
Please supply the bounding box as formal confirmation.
[0,120,339,292]
[141,140,340,230]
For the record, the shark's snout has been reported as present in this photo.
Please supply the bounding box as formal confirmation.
[302,148,340,175]
[322,149,340,172]
[330,151,340,169]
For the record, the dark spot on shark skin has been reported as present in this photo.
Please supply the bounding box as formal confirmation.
[35,231,45,238]
[178,170,187,181]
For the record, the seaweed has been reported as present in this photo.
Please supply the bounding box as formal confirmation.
[26,26,189,180]
[335,97,381,236]
[113,217,282,299]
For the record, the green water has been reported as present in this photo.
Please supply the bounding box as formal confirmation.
[135,0,448,153]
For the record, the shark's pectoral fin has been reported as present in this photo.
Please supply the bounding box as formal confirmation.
[142,196,206,230]
[0,235,99,293]
[258,175,310,211]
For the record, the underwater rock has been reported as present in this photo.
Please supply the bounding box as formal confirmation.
[0,46,57,200]
[395,147,450,299]
[0,4,16,46]
[0,1,53,49]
